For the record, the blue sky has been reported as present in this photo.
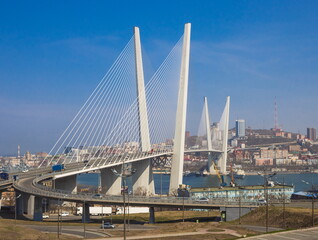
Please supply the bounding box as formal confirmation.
[1,1,318,155]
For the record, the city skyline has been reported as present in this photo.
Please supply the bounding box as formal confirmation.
[1,1,318,155]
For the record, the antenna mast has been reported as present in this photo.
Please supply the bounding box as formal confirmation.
[274,97,278,130]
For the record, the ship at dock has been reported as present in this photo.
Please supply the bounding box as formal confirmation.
[234,169,246,179]
[178,182,294,203]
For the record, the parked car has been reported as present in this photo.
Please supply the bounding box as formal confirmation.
[92,193,102,199]
[59,212,69,217]
[43,214,49,219]
[258,199,267,205]
[101,222,115,229]
[195,197,209,203]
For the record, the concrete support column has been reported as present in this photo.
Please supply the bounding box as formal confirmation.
[100,165,122,195]
[22,193,29,214]
[27,195,35,216]
[82,202,90,223]
[33,196,43,221]
[26,195,43,221]
[132,159,154,195]
[55,175,77,193]
[149,207,155,224]
[15,191,24,215]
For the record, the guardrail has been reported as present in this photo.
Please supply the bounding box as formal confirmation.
[10,162,290,208]
[11,175,261,207]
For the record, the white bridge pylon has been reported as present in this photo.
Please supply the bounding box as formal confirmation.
[40,23,230,196]
[169,23,191,193]
[200,96,230,175]
[132,26,154,195]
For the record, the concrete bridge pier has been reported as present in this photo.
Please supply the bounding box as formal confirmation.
[82,202,90,223]
[25,194,43,221]
[15,191,25,215]
[132,159,154,196]
[219,206,254,221]
[54,175,77,193]
[208,152,221,174]
[149,207,155,224]
[100,165,122,195]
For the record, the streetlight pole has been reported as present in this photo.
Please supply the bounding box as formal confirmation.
[123,178,126,240]
[239,190,241,225]
[182,190,185,222]
[127,189,130,232]
[259,168,276,233]
[302,178,315,227]
[160,167,163,196]
[282,176,286,229]
[111,159,132,240]
[83,200,86,238]
[57,199,60,239]
[312,181,315,227]
[15,193,21,227]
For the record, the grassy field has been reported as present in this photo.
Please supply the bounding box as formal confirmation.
[234,206,318,229]
[0,210,256,239]
[2,207,316,239]
[0,221,75,240]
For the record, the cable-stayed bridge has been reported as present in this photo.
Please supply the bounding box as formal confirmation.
[1,23,238,222]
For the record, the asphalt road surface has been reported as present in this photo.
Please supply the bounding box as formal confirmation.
[246,226,318,239]
[22,224,110,238]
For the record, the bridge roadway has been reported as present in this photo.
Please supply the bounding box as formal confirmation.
[53,149,222,180]
[13,174,258,209]
[0,149,221,190]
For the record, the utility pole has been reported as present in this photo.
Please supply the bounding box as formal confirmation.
[263,169,269,233]
[259,168,276,233]
[239,190,241,225]
[182,190,185,222]
[15,193,21,227]
[83,200,86,238]
[312,182,315,227]
[282,176,286,229]
[123,177,126,240]
[57,199,60,239]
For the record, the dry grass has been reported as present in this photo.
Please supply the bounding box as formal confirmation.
[107,220,256,238]
[0,222,76,240]
[236,206,318,229]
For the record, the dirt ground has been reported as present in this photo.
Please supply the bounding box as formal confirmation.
[236,206,318,229]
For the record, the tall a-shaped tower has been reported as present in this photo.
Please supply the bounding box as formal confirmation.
[131,26,154,195]
[217,96,230,174]
[203,97,215,173]
[134,26,151,152]
[169,23,191,193]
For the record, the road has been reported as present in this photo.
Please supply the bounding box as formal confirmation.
[14,176,258,209]
[21,224,109,238]
[245,226,318,239]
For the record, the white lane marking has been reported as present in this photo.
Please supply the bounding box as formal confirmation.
[292,232,312,237]
[275,235,299,240]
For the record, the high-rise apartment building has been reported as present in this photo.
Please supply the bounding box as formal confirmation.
[307,128,317,141]
[236,119,246,137]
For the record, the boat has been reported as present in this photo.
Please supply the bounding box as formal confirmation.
[234,169,246,179]
[202,169,208,176]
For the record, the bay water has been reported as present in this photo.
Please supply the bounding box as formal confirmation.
[78,172,318,194]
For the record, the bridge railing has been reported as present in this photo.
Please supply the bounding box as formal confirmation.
[14,176,259,206]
